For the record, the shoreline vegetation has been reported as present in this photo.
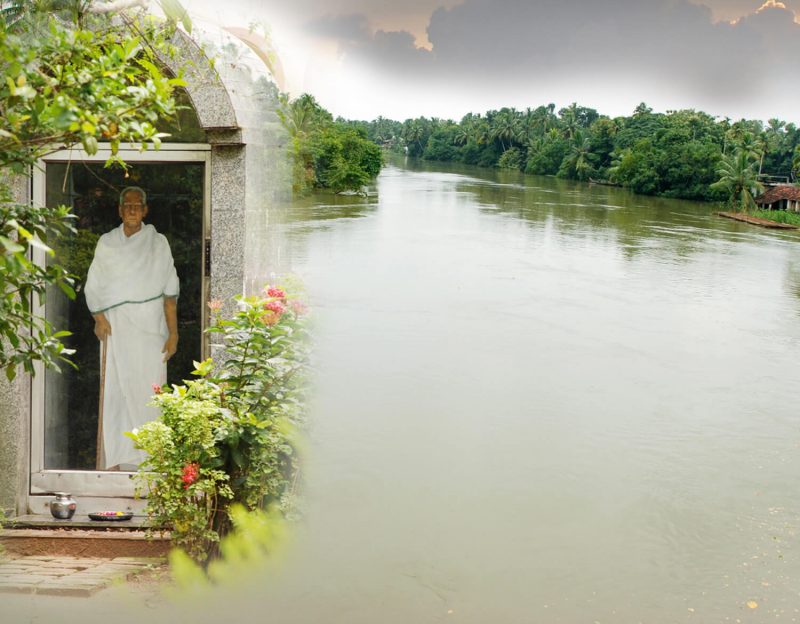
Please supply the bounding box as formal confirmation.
[283,94,382,196]
[336,102,800,213]
[750,208,800,227]
[717,211,799,229]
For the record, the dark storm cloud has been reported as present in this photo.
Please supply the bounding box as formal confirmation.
[321,0,800,119]
[366,29,434,66]
[305,13,371,43]
[426,0,723,76]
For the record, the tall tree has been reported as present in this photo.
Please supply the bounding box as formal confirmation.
[710,149,764,211]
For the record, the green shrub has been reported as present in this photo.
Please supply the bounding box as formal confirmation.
[131,281,310,563]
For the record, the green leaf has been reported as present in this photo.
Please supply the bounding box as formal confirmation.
[25,236,55,256]
[137,58,162,81]
[159,0,192,33]
[0,235,24,254]
[57,281,76,299]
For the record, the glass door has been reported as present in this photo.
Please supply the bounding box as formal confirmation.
[28,145,210,513]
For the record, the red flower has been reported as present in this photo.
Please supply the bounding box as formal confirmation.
[264,300,286,314]
[265,286,286,299]
[152,383,162,394]
[260,299,286,327]
[182,462,200,489]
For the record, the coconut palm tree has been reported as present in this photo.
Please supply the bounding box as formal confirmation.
[710,149,764,211]
[489,109,521,152]
[737,132,762,164]
[792,146,800,180]
[453,123,471,146]
[559,104,580,140]
[767,118,786,135]
[402,120,425,153]
[561,132,594,181]
[719,117,731,155]
[756,131,771,176]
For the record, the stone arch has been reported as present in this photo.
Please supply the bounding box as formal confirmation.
[161,29,240,140]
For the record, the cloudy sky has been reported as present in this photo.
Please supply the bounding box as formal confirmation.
[183,0,800,123]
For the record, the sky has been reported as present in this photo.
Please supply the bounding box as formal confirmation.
[182,0,800,123]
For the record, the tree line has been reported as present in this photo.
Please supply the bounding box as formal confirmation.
[282,94,382,195]
[340,103,800,208]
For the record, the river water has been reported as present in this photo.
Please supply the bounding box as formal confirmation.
[268,160,800,623]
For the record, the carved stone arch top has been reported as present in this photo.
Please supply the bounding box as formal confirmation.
[160,29,240,138]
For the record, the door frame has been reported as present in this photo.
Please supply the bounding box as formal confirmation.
[27,144,211,513]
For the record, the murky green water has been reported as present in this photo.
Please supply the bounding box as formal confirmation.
[272,160,800,622]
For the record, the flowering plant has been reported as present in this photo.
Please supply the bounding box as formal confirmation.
[130,281,310,563]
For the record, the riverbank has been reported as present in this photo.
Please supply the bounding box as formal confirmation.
[352,106,800,206]
[716,211,799,229]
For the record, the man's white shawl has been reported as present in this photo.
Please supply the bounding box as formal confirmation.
[85,223,179,468]
[85,223,179,314]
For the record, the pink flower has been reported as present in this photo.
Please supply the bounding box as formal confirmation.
[264,300,286,315]
[265,286,286,299]
[152,383,162,394]
[288,299,308,315]
[207,299,223,312]
[182,462,200,489]
[261,300,285,326]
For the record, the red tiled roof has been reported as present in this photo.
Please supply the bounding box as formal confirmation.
[755,185,800,205]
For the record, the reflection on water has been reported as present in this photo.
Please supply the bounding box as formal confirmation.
[268,161,800,622]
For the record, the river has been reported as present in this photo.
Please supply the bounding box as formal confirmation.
[274,160,800,622]
[7,160,798,624]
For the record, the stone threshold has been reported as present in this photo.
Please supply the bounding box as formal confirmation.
[0,555,166,597]
[1,524,171,559]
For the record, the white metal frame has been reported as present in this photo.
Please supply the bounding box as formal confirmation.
[28,144,211,512]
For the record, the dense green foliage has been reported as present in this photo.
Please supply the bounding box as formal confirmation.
[751,209,800,226]
[131,283,310,564]
[282,94,382,194]
[349,103,800,208]
[0,3,185,379]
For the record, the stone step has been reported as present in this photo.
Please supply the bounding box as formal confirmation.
[1,526,171,558]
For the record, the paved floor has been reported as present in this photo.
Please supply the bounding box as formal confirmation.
[0,554,164,597]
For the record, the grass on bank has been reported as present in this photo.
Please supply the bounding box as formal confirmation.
[750,209,800,226]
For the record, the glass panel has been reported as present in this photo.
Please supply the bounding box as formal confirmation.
[44,161,204,470]
[156,88,206,143]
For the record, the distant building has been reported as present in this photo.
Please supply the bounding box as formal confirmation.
[754,185,800,212]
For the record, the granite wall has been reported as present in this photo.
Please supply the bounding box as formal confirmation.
[0,174,33,517]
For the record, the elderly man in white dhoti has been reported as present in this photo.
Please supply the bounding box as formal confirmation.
[85,186,179,470]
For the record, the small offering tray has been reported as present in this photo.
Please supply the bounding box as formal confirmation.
[88,511,134,522]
